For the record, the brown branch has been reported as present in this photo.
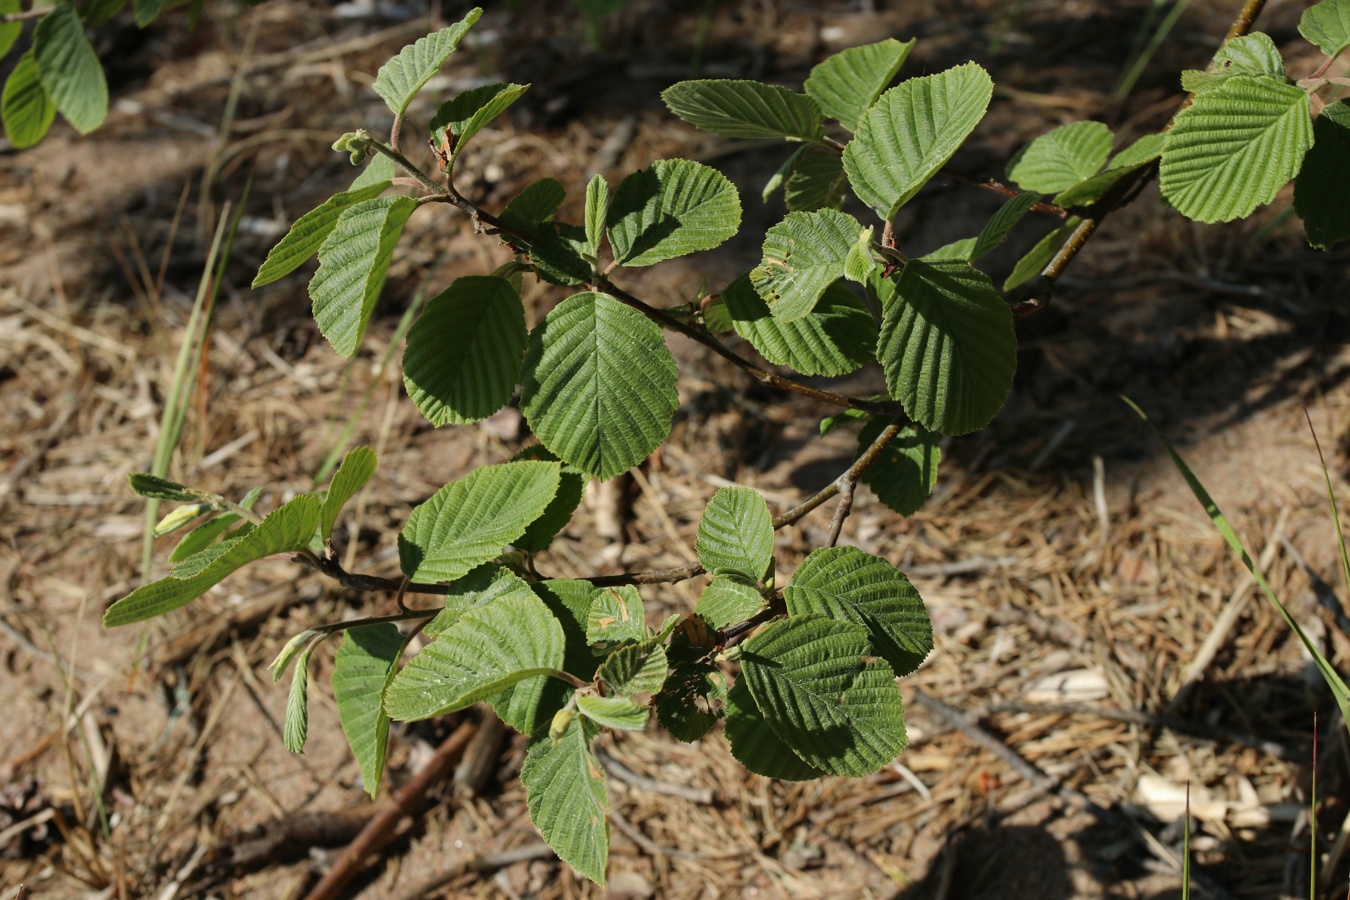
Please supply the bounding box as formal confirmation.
[0,7,47,22]
[938,168,1068,218]
[774,414,907,529]
[1025,0,1271,307]
[304,721,476,900]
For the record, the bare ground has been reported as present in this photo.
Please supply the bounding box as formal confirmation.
[3,1,1350,897]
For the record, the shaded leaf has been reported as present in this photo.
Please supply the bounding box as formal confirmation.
[577,695,648,731]
[428,81,529,167]
[857,419,941,517]
[1295,100,1350,249]
[784,145,849,212]
[596,637,667,698]
[500,178,566,239]
[723,677,825,781]
[34,2,107,134]
[656,662,726,742]
[511,445,587,553]
[2,53,57,150]
[1003,216,1082,291]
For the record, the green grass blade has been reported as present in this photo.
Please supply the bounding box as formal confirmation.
[1125,396,1350,729]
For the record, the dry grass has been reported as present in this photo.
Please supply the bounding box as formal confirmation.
[3,1,1350,897]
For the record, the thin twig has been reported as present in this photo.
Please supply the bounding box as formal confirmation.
[774,414,906,529]
[937,168,1068,218]
[303,721,476,900]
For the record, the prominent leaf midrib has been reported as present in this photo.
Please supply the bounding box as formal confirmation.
[749,654,898,761]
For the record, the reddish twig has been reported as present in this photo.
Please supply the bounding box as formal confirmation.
[304,721,476,900]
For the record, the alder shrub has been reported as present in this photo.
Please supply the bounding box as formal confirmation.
[107,3,1349,884]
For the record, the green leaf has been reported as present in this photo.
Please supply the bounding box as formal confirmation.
[269,629,318,683]
[422,566,533,636]
[252,183,390,288]
[804,38,915,131]
[1295,100,1350,249]
[857,419,940,517]
[655,662,725,742]
[398,460,561,583]
[762,146,805,202]
[320,446,376,540]
[1051,134,1165,208]
[1301,0,1350,57]
[1003,216,1082,291]
[333,624,404,798]
[0,0,23,61]
[428,81,529,167]
[520,291,679,480]
[170,487,262,562]
[785,546,932,676]
[2,53,57,150]
[34,2,107,134]
[844,225,876,284]
[1110,133,1165,169]
[723,275,876,377]
[1160,76,1313,223]
[402,276,527,426]
[586,585,645,649]
[384,590,565,721]
[750,209,862,321]
[606,159,741,267]
[928,192,1042,262]
[84,0,127,27]
[1007,121,1113,194]
[511,445,587,553]
[128,473,198,502]
[105,495,321,626]
[283,642,316,754]
[696,486,774,581]
[536,579,601,680]
[169,532,250,578]
[723,677,824,781]
[596,637,667,698]
[877,259,1016,435]
[350,153,395,191]
[660,79,823,141]
[133,0,168,27]
[372,9,482,117]
[784,145,849,212]
[1181,33,1285,92]
[843,63,994,220]
[694,576,765,629]
[500,178,566,239]
[152,502,213,537]
[577,695,648,731]
[740,615,906,776]
[584,172,609,254]
[521,717,609,885]
[530,221,593,287]
[310,196,418,358]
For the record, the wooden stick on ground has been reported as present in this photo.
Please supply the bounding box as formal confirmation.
[304,721,476,900]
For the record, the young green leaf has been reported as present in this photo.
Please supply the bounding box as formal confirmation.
[785,546,933,676]
[655,662,725,742]
[152,502,213,537]
[105,495,321,626]
[170,487,263,563]
[402,276,527,426]
[696,486,774,581]
[320,446,376,540]
[606,159,741,267]
[877,259,1016,435]
[1295,100,1350,249]
[584,173,609,255]
[283,642,317,754]
[576,695,649,731]
[350,152,395,191]
[269,629,319,683]
[762,146,806,202]
[723,275,876,377]
[1180,33,1285,92]
[521,717,609,885]
[660,79,823,141]
[596,637,668,698]
[1007,121,1114,194]
[310,196,418,358]
[333,624,404,798]
[0,0,21,60]
[784,145,849,212]
[694,576,765,629]
[1003,216,1082,291]
[843,63,994,220]
[804,38,915,131]
[500,178,566,239]
[2,53,55,150]
[751,209,863,321]
[1300,0,1350,57]
[428,82,529,168]
[519,292,679,480]
[372,9,483,116]
[398,460,561,583]
[844,225,877,284]
[34,2,108,134]
[1160,76,1312,223]
[128,473,200,502]
[586,585,645,649]
[252,183,391,288]
[856,419,941,518]
[723,677,826,781]
[511,445,587,553]
[740,615,906,776]
[383,590,566,721]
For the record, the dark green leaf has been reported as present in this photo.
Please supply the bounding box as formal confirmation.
[607,159,741,267]
[428,82,529,167]
[1295,100,1350,249]
[857,419,941,517]
[723,677,824,781]
[696,486,774,581]
[655,662,726,742]
[2,53,57,149]
[511,445,587,553]
[723,275,876,377]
